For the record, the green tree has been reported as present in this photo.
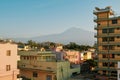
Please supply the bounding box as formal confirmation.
[85,59,97,67]
[27,40,37,48]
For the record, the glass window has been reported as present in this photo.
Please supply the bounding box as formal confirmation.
[33,72,38,77]
[117,45,120,47]
[6,50,11,56]
[103,62,108,67]
[109,62,115,67]
[102,54,106,58]
[46,75,52,80]
[112,19,117,24]
[102,45,108,50]
[6,65,11,71]
[109,28,114,33]
[109,45,114,50]
[102,37,108,42]
[109,37,114,41]
[103,70,106,75]
[102,29,107,33]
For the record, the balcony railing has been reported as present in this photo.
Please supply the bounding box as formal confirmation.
[18,65,55,72]
[95,67,116,71]
[98,42,120,45]
[96,33,120,37]
[99,50,120,54]
[18,61,56,72]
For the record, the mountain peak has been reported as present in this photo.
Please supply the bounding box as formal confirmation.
[13,27,95,45]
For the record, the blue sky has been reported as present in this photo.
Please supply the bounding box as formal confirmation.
[0,0,120,38]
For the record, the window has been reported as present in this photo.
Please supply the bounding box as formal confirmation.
[109,54,115,58]
[33,72,38,77]
[102,37,108,42]
[103,62,108,67]
[103,70,106,75]
[117,27,120,30]
[6,50,11,56]
[98,23,101,26]
[117,45,120,47]
[102,29,107,33]
[102,54,106,58]
[102,54,114,58]
[102,45,108,50]
[109,45,115,50]
[109,37,114,41]
[6,65,11,71]
[117,36,120,38]
[109,28,114,33]
[109,62,115,67]
[46,75,52,80]
[112,19,117,24]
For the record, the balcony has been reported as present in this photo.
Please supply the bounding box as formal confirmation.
[98,42,120,46]
[96,33,120,37]
[102,25,120,29]
[98,59,120,63]
[99,50,120,54]
[94,17,109,22]
[95,67,116,71]
[18,61,56,72]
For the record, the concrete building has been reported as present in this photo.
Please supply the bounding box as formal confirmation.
[117,62,120,80]
[94,6,120,79]
[64,50,80,64]
[18,51,80,80]
[0,42,18,80]
[18,45,31,51]
[81,51,94,61]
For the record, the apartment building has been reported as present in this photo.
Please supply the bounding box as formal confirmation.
[0,42,18,80]
[94,6,120,79]
[18,51,80,80]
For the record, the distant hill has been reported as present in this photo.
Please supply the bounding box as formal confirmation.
[13,27,95,45]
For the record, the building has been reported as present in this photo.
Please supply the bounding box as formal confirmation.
[0,42,18,80]
[64,50,80,64]
[94,6,120,79]
[18,51,80,80]
[117,62,120,80]
[18,45,31,51]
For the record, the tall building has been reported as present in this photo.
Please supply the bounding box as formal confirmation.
[94,6,120,79]
[18,51,80,80]
[0,42,18,80]
[117,62,120,80]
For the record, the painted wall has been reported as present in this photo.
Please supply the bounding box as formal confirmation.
[0,43,18,80]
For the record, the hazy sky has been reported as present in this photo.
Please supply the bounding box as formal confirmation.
[0,0,120,38]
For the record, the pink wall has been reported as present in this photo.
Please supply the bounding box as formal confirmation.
[0,42,18,80]
[64,50,80,64]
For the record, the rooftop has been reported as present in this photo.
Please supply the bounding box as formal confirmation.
[93,6,114,15]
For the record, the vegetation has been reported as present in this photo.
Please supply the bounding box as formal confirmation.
[17,40,93,51]
[63,42,93,51]
[85,59,97,67]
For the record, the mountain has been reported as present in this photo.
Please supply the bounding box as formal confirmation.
[13,27,95,45]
